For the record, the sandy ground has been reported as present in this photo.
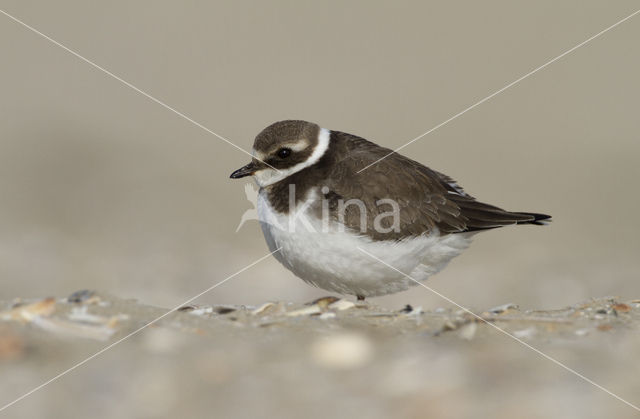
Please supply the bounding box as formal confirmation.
[1,291,639,419]
[1,2,640,418]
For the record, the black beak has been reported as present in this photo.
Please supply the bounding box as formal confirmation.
[230,162,257,179]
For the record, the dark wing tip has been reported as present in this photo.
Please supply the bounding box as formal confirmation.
[513,212,552,226]
[445,194,552,232]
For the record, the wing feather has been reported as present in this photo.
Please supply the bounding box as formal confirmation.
[323,131,549,239]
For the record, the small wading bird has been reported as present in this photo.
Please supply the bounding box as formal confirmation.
[231,121,550,301]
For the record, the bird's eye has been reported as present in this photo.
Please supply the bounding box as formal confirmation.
[276,148,292,159]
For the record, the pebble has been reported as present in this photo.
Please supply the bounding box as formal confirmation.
[286,305,321,317]
[319,312,336,320]
[441,320,458,332]
[177,305,197,312]
[513,327,537,339]
[251,302,277,315]
[187,307,214,316]
[403,306,424,316]
[458,322,477,340]
[68,306,129,326]
[574,328,590,337]
[399,305,413,313]
[310,333,374,370]
[328,299,355,311]
[31,317,116,341]
[308,296,340,309]
[67,290,100,305]
[68,306,107,323]
[612,303,631,313]
[213,306,237,315]
[143,328,184,354]
[0,328,24,360]
[1,297,56,322]
[488,303,519,314]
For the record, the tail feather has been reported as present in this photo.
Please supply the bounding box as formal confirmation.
[443,194,551,233]
[513,212,552,226]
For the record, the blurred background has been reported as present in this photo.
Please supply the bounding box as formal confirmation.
[1,0,638,310]
[1,1,639,417]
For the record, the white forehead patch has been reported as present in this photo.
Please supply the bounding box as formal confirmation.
[253,128,331,187]
[252,148,266,161]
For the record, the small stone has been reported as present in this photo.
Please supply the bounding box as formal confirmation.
[1,297,56,322]
[404,306,424,316]
[213,307,236,315]
[286,305,321,317]
[399,305,413,313]
[68,306,105,323]
[328,299,355,311]
[251,302,277,315]
[67,290,99,304]
[31,317,116,340]
[310,333,373,370]
[442,320,458,331]
[513,327,537,339]
[0,329,24,360]
[143,328,183,354]
[458,322,477,340]
[488,303,519,314]
[187,307,214,316]
[308,296,340,309]
[574,329,590,336]
[612,303,631,313]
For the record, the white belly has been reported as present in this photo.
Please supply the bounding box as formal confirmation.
[257,189,473,297]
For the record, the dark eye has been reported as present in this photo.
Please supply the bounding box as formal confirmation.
[276,148,292,159]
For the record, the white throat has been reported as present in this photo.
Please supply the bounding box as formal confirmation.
[253,128,331,187]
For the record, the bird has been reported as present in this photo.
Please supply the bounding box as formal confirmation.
[230,120,550,300]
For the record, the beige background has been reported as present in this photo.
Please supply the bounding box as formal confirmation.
[1,1,640,418]
[2,1,639,309]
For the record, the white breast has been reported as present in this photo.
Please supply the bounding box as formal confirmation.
[257,189,473,297]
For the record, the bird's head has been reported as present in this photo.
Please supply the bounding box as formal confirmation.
[230,120,329,187]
